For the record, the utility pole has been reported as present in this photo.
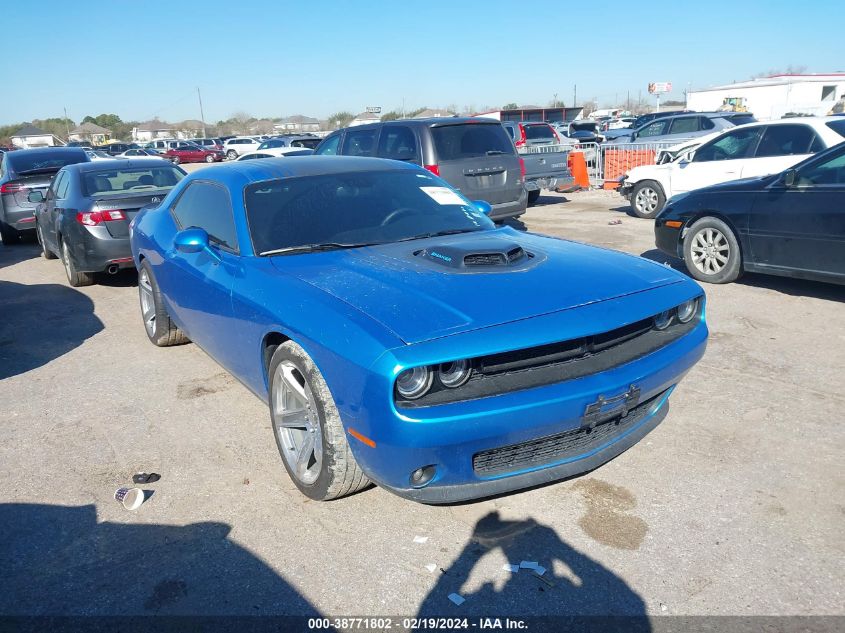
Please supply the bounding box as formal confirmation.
[63,107,71,143]
[573,85,577,108]
[197,87,206,138]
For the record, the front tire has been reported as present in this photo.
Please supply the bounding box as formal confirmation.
[37,224,57,259]
[683,217,743,284]
[630,180,666,219]
[227,150,237,160]
[269,341,370,501]
[138,261,189,346]
[61,239,94,287]
[205,154,215,163]
[171,156,181,165]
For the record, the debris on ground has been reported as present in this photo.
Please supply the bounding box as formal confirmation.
[132,472,161,484]
[608,219,623,225]
[502,563,520,573]
[243,477,250,485]
[114,487,145,511]
[519,561,538,569]
[448,593,465,606]
[425,563,437,573]
[413,535,429,544]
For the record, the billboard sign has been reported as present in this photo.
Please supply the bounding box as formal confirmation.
[648,82,672,94]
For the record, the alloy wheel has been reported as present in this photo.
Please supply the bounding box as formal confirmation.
[690,227,730,275]
[635,186,659,214]
[62,241,73,280]
[138,268,156,337]
[273,361,323,486]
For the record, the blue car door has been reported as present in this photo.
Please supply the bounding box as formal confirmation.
[165,181,243,368]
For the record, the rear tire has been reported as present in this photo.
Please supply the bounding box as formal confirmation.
[205,154,215,163]
[138,261,189,346]
[61,239,94,287]
[227,150,237,160]
[683,217,743,284]
[269,341,370,501]
[37,224,57,259]
[527,190,541,205]
[630,180,666,219]
[171,156,181,165]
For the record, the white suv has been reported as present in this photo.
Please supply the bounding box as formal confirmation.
[223,137,261,159]
[619,117,845,218]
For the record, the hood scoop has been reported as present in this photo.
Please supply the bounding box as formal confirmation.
[415,238,530,270]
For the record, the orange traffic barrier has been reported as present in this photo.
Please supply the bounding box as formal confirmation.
[603,149,656,183]
[568,151,590,189]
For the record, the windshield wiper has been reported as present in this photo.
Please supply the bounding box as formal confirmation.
[395,228,482,243]
[259,242,381,256]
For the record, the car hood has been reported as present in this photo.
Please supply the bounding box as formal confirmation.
[271,228,683,344]
[627,162,672,180]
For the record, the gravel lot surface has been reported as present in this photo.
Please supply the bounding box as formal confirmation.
[1,177,843,620]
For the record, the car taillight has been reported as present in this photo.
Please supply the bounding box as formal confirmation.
[0,183,29,194]
[515,124,527,147]
[76,210,127,226]
[424,164,440,176]
[519,157,526,178]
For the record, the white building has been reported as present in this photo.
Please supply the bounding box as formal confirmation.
[687,73,845,120]
[10,125,65,148]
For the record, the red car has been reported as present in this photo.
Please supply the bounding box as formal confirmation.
[163,143,224,164]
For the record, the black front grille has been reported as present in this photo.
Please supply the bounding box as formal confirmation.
[472,390,666,476]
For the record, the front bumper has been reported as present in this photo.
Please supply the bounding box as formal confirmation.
[618,180,634,200]
[349,314,707,504]
[654,218,685,259]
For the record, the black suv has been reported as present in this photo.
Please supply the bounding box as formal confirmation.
[0,147,90,244]
[315,118,527,221]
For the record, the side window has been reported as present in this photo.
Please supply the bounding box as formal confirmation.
[377,126,419,162]
[56,171,71,199]
[637,120,669,138]
[47,172,64,200]
[796,149,845,186]
[315,134,341,155]
[171,182,239,251]
[668,117,699,134]
[693,127,763,162]
[343,128,377,156]
[755,125,819,158]
[699,117,715,130]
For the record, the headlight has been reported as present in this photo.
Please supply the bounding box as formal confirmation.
[396,366,433,400]
[677,298,698,323]
[439,359,472,388]
[654,310,672,330]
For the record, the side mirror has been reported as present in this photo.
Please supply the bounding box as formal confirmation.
[174,227,222,263]
[680,150,695,163]
[27,190,45,203]
[783,168,796,187]
[473,200,492,216]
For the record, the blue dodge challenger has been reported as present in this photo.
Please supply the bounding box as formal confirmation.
[130,156,707,503]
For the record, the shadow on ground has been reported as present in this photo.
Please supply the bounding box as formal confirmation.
[416,511,649,628]
[0,241,39,270]
[0,503,322,616]
[0,280,104,379]
[639,249,845,302]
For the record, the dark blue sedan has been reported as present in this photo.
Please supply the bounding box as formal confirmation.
[130,156,708,503]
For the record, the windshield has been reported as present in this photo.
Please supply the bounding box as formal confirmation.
[82,165,185,196]
[244,169,494,255]
[8,151,86,174]
[290,138,320,149]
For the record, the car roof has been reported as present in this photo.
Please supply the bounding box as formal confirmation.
[7,146,88,157]
[67,158,176,173]
[187,155,419,184]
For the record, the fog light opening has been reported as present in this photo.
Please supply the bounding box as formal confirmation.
[410,465,437,488]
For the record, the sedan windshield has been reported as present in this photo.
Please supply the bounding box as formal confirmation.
[244,169,494,255]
